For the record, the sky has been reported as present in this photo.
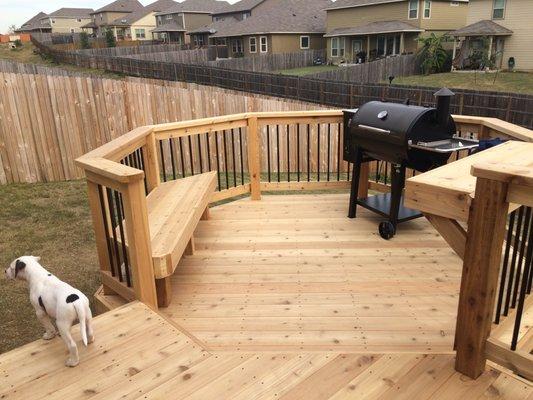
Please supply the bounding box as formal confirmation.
[0,0,239,34]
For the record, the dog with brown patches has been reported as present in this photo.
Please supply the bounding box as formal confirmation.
[5,256,94,367]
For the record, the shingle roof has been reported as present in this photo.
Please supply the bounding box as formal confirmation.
[109,0,176,26]
[211,0,331,37]
[187,17,238,34]
[156,0,230,15]
[152,20,187,32]
[325,0,468,11]
[48,8,93,18]
[18,12,48,31]
[213,0,265,15]
[324,20,423,37]
[451,20,513,37]
[91,0,144,14]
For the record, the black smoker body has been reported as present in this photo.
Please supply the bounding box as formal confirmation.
[343,88,478,239]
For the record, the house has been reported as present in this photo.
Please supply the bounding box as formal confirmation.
[82,0,144,37]
[190,0,329,57]
[16,9,93,34]
[152,0,229,44]
[15,12,49,33]
[106,0,177,41]
[451,0,532,71]
[324,0,469,64]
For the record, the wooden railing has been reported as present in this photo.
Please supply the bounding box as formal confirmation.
[455,160,533,381]
[77,111,532,381]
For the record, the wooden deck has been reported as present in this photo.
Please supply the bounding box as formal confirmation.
[2,194,532,399]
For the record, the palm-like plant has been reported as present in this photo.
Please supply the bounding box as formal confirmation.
[416,33,449,75]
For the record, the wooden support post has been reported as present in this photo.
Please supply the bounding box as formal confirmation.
[121,178,158,310]
[86,180,114,295]
[357,163,370,198]
[455,177,509,379]
[143,132,160,193]
[185,237,195,256]
[155,277,171,308]
[201,206,210,220]
[247,116,261,200]
[425,213,467,259]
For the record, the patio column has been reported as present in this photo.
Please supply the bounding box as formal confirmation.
[488,35,493,60]
[400,32,405,54]
[367,35,370,60]
[451,38,457,71]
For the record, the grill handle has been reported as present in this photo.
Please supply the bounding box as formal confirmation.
[357,124,391,135]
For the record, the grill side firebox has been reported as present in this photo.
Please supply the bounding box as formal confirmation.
[343,88,478,239]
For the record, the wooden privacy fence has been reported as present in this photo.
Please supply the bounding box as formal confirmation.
[308,54,418,83]
[31,36,533,129]
[125,47,225,64]
[0,71,327,185]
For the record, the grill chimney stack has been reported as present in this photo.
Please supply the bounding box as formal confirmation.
[434,87,454,126]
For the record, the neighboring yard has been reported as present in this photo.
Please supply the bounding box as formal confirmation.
[0,180,99,354]
[392,71,533,95]
[277,65,339,76]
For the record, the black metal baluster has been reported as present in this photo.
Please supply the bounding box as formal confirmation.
[276,125,280,182]
[178,137,186,178]
[495,210,517,323]
[317,124,321,182]
[297,123,301,182]
[511,208,532,309]
[267,125,271,182]
[239,128,244,185]
[287,125,290,183]
[117,193,131,287]
[223,130,229,189]
[384,163,389,185]
[139,148,148,194]
[206,132,212,171]
[307,124,311,182]
[188,135,195,176]
[231,129,237,187]
[375,161,380,183]
[169,139,177,180]
[346,161,351,182]
[504,207,525,315]
[327,123,331,182]
[197,135,203,173]
[159,141,167,182]
[106,188,121,279]
[215,132,221,191]
[98,186,115,277]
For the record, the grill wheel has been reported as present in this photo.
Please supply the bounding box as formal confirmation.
[379,221,396,240]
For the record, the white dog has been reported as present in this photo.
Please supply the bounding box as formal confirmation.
[5,256,94,367]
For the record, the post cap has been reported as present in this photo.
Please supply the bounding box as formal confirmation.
[434,87,455,97]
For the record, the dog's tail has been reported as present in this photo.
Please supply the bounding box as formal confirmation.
[73,300,88,346]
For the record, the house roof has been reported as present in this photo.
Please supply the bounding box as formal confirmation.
[213,0,266,15]
[109,0,176,26]
[17,12,48,31]
[152,20,186,32]
[47,8,93,19]
[451,20,513,37]
[187,17,238,34]
[91,0,144,15]
[324,20,423,37]
[325,0,468,11]
[210,0,331,37]
[155,0,230,15]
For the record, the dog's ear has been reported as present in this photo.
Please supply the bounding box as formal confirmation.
[15,260,26,278]
[32,256,41,262]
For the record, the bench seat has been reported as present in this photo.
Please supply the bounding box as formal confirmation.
[147,171,217,280]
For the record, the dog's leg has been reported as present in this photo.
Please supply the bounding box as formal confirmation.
[86,307,95,344]
[57,319,79,367]
[36,309,57,340]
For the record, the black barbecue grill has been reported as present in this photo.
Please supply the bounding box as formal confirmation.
[343,88,479,239]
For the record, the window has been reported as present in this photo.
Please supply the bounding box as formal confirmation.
[135,28,146,39]
[100,14,103,21]
[215,38,226,45]
[331,37,345,57]
[51,19,56,24]
[423,0,431,18]
[242,12,251,19]
[157,16,162,25]
[166,14,173,20]
[377,35,386,55]
[300,36,310,49]
[408,0,419,19]
[249,37,257,53]
[232,39,243,54]
[492,0,505,19]
[194,35,205,46]
[260,36,268,53]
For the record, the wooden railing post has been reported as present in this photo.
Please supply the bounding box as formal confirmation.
[247,116,261,200]
[143,132,161,193]
[121,177,158,310]
[455,176,509,379]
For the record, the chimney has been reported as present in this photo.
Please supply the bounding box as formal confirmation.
[434,87,454,126]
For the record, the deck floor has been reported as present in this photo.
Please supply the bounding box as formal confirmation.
[2,194,532,399]
[164,194,462,352]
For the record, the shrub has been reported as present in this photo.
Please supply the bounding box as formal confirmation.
[80,32,91,49]
[416,33,450,75]
[105,29,116,48]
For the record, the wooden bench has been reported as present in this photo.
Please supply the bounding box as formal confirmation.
[147,171,217,307]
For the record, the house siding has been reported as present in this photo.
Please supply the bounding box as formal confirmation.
[129,12,157,40]
[466,0,533,70]
[183,14,213,43]
[48,17,92,33]
[419,1,468,31]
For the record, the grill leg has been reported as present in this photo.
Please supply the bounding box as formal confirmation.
[388,164,406,230]
[348,149,363,219]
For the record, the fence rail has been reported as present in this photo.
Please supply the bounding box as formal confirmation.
[31,36,533,129]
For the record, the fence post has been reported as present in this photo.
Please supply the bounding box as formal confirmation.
[455,176,509,379]
[121,177,158,310]
[143,132,161,193]
[247,116,261,200]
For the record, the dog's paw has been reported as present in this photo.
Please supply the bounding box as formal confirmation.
[42,331,57,340]
[88,334,95,344]
[65,357,79,367]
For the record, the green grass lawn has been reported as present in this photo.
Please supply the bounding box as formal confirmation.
[276,65,339,76]
[392,71,533,95]
[0,180,99,354]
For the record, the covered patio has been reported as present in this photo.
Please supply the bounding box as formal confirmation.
[451,20,513,71]
[325,20,422,63]
[152,22,186,44]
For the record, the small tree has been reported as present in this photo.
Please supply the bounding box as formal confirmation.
[80,31,91,49]
[105,29,116,48]
[8,24,17,34]
[416,33,450,75]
